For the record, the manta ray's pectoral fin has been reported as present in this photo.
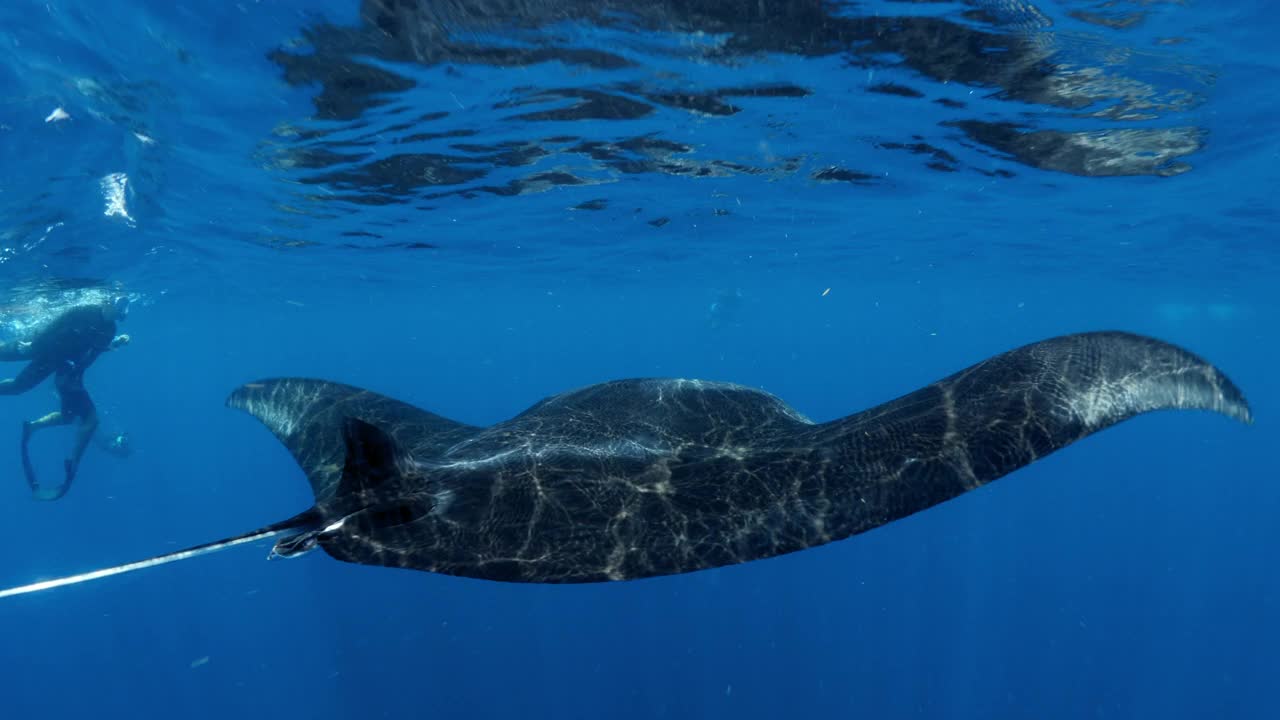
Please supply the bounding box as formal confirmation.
[226,378,480,504]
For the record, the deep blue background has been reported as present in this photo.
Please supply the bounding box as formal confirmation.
[0,1,1275,718]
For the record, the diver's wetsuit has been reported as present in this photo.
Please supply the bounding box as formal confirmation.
[0,305,115,396]
[1,304,119,500]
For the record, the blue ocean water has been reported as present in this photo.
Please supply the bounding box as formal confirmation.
[0,0,1275,717]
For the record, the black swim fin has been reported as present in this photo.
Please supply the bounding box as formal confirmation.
[19,422,66,501]
[20,421,36,495]
[21,427,77,502]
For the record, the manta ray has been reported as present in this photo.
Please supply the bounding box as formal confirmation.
[0,332,1252,598]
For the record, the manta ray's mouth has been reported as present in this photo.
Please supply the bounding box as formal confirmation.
[270,515,351,560]
[270,498,438,561]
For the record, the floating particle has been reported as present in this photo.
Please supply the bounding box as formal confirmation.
[821,288,831,297]
[45,107,70,123]
[190,656,210,669]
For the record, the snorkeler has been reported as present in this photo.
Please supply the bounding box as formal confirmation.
[0,297,131,500]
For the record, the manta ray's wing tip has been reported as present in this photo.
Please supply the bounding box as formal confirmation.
[1159,339,1252,425]
[1208,361,1253,424]
[1076,331,1253,427]
[1218,380,1252,425]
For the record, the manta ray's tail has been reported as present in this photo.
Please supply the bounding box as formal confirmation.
[0,513,316,600]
